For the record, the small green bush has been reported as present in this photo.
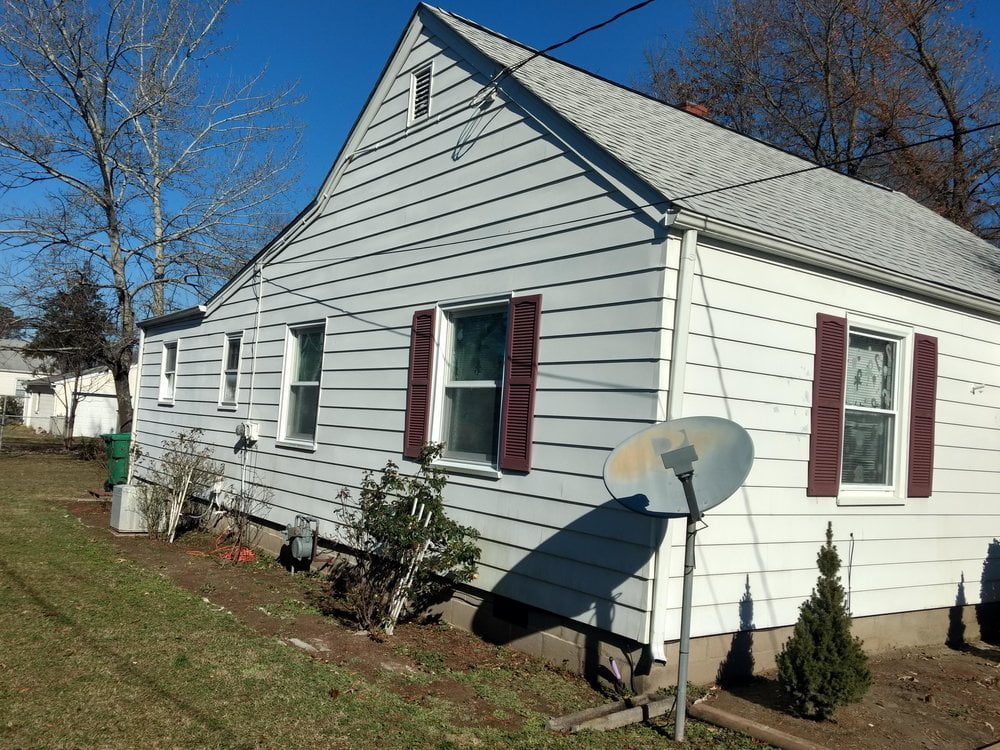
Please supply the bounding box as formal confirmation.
[74,437,103,461]
[776,522,871,720]
[334,443,480,635]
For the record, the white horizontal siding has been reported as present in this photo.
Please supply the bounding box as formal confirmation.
[659,238,1000,641]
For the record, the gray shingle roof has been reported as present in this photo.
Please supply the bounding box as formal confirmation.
[428,7,1000,305]
[0,339,42,374]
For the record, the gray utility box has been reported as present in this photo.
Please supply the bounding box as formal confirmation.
[110,484,145,534]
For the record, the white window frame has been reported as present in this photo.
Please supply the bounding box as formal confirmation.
[430,296,510,478]
[837,314,913,506]
[158,341,178,405]
[408,62,434,126]
[276,321,326,449]
[218,333,243,409]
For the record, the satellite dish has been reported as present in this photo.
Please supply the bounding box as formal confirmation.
[603,416,754,518]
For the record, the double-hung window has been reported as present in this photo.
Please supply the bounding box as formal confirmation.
[842,330,900,487]
[808,313,938,501]
[159,341,178,403]
[219,333,242,407]
[279,323,325,445]
[403,295,542,473]
[440,305,508,463]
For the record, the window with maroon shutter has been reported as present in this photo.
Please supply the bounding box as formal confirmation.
[907,334,938,497]
[403,295,542,472]
[808,314,847,496]
[499,295,542,472]
[808,313,938,500]
[403,309,435,458]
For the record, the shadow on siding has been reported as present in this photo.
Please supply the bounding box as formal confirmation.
[469,499,663,691]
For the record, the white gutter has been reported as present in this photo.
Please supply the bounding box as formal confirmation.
[126,326,146,484]
[672,210,1000,318]
[645,224,698,662]
[138,304,207,329]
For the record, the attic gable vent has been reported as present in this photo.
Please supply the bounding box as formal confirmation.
[409,64,433,123]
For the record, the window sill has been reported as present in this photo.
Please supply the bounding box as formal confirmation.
[275,438,317,452]
[217,403,238,412]
[157,399,175,407]
[836,492,905,507]
[433,458,501,480]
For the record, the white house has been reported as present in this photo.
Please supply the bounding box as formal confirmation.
[130,5,1000,686]
[0,339,45,413]
[24,366,133,438]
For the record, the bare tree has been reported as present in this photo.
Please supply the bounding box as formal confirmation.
[643,0,999,242]
[0,0,302,429]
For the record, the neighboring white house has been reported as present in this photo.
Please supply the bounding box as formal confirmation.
[130,5,1000,687]
[24,367,134,438]
[0,339,45,410]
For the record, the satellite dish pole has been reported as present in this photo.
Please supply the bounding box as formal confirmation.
[658,440,702,742]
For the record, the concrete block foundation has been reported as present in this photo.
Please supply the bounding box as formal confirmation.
[229,514,988,692]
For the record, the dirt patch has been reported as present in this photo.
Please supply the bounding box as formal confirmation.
[67,499,563,731]
[703,642,999,749]
[68,499,1000,747]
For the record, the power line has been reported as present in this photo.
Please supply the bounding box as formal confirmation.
[674,121,1000,202]
[288,119,999,270]
[486,0,658,90]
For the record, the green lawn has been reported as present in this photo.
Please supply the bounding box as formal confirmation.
[0,454,763,749]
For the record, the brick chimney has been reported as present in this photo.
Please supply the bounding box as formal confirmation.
[680,101,709,119]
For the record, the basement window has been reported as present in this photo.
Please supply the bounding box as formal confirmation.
[409,64,433,124]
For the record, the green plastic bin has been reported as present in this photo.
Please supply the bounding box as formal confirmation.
[100,432,131,490]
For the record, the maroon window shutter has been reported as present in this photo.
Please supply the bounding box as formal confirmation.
[499,295,542,472]
[907,334,938,497]
[807,313,847,496]
[403,308,436,459]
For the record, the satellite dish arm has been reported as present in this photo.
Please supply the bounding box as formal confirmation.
[659,443,703,523]
[677,471,702,523]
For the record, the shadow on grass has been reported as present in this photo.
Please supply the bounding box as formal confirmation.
[0,556,241,745]
[720,676,792,716]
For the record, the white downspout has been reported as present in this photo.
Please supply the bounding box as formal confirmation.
[242,262,265,498]
[126,326,146,485]
[646,225,698,662]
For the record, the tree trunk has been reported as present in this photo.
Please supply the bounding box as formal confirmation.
[113,360,133,432]
[62,373,83,449]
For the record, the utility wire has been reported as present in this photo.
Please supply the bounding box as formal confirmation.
[673,120,1000,201]
[486,0,658,89]
[279,119,998,269]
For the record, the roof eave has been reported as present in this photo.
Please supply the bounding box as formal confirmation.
[672,208,1000,318]
[139,304,207,330]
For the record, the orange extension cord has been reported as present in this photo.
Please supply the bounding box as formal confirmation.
[187,532,257,563]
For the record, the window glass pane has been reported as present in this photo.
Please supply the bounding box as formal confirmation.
[294,328,323,382]
[164,344,177,372]
[842,411,894,485]
[442,386,501,462]
[287,384,319,441]
[845,333,895,410]
[226,338,241,370]
[223,373,237,402]
[451,311,506,382]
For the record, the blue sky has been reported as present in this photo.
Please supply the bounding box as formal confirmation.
[218,0,1000,206]
[218,0,690,203]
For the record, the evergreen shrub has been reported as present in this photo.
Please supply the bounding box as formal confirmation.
[776,522,871,719]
